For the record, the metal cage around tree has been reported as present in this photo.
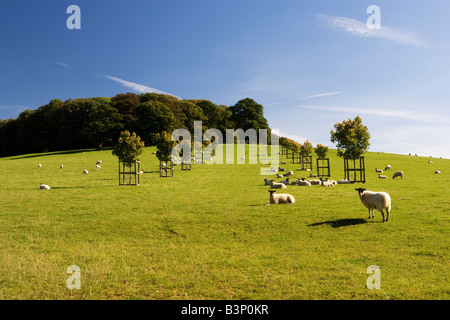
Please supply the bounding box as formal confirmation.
[118,160,141,186]
[344,157,366,183]
[302,155,313,171]
[160,160,173,178]
[316,158,331,178]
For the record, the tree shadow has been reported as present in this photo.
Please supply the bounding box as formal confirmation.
[8,148,100,160]
[308,218,368,228]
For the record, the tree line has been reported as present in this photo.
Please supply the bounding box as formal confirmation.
[0,93,270,157]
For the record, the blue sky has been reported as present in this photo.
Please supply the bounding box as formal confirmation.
[1,0,450,158]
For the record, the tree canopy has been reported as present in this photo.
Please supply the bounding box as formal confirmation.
[330,116,370,160]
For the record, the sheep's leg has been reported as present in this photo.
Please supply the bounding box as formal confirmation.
[368,209,371,219]
[380,209,385,222]
[386,210,389,222]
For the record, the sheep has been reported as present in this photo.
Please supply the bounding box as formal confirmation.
[385,165,391,170]
[355,187,391,222]
[276,174,283,178]
[296,178,311,186]
[38,164,42,168]
[39,183,50,190]
[264,179,274,186]
[269,167,277,173]
[428,161,433,164]
[378,174,388,179]
[280,161,286,164]
[83,169,88,175]
[268,189,295,204]
[337,178,353,184]
[308,179,321,185]
[279,178,290,185]
[278,167,286,172]
[60,164,63,169]
[392,171,404,179]
[96,165,101,170]
[320,178,334,187]
[435,170,441,174]
[283,170,294,177]
[375,168,383,173]
[96,161,102,165]
[152,151,156,154]
[269,181,287,189]
[240,156,245,161]
[309,173,318,178]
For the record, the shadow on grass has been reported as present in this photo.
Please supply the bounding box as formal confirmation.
[308,218,367,228]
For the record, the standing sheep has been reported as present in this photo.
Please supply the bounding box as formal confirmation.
[83,169,88,175]
[392,171,404,179]
[385,165,391,170]
[355,188,391,222]
[268,190,295,204]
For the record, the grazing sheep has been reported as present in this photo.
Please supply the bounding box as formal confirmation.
[268,189,295,204]
[96,161,102,165]
[60,164,63,169]
[96,165,101,170]
[39,183,50,190]
[385,165,391,170]
[337,178,353,184]
[375,168,383,173]
[392,171,404,179]
[355,187,391,222]
[435,170,441,174]
[38,164,42,168]
[297,178,311,186]
[270,181,287,189]
[378,174,388,179]
[283,170,294,177]
[428,161,433,164]
[83,170,88,175]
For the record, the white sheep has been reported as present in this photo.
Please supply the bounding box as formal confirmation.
[385,165,391,170]
[96,165,101,170]
[38,164,42,168]
[240,156,245,161]
[279,178,290,185]
[355,187,391,222]
[83,169,88,175]
[297,178,311,186]
[337,178,353,184]
[308,179,321,185]
[96,161,102,165]
[276,174,283,178]
[283,170,294,177]
[435,170,441,174]
[39,183,50,190]
[392,171,404,179]
[60,164,63,169]
[270,181,287,189]
[320,178,334,187]
[375,168,383,173]
[378,174,388,179]
[268,189,295,204]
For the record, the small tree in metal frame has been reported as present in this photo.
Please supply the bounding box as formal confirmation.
[112,131,145,186]
[300,140,314,171]
[315,144,331,178]
[330,116,370,183]
[155,131,176,178]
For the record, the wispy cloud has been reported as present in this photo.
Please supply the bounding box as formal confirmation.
[56,62,72,68]
[316,13,426,48]
[302,105,450,125]
[266,91,343,107]
[102,75,179,98]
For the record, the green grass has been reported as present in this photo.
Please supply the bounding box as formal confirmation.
[0,146,448,300]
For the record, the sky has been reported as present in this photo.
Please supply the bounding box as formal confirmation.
[1,0,450,158]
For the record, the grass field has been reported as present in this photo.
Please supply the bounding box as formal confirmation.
[0,146,448,300]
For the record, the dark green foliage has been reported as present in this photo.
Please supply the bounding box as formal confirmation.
[154,131,176,162]
[315,144,329,159]
[330,116,371,160]
[112,130,145,167]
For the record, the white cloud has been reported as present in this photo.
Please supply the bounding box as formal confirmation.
[266,91,343,107]
[103,75,179,98]
[316,13,426,48]
[301,105,450,125]
[56,62,72,68]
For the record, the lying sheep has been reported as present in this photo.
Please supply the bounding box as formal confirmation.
[270,181,287,189]
[308,179,321,185]
[337,178,353,184]
[428,161,433,164]
[60,164,63,169]
[297,178,311,186]
[276,174,283,178]
[375,168,383,173]
[83,169,88,175]
[278,167,286,172]
[385,165,391,170]
[96,165,101,170]
[38,164,42,168]
[435,170,441,174]
[283,170,294,177]
[264,179,274,186]
[39,183,50,190]
[96,161,102,165]
[378,174,388,179]
[279,178,290,185]
[355,187,391,222]
[268,189,295,204]
[320,178,334,187]
[309,173,318,178]
[392,171,404,179]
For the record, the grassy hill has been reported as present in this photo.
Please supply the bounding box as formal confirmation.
[0,146,448,299]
